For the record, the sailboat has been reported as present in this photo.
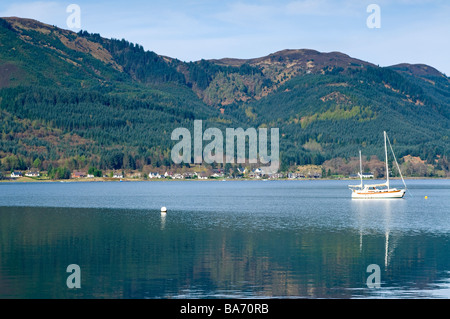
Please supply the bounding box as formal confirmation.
[349,131,407,199]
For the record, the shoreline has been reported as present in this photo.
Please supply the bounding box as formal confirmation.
[1,176,448,183]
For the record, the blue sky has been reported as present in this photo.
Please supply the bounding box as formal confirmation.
[1,0,449,75]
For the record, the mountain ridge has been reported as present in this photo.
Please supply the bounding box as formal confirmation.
[0,17,449,177]
[2,17,447,80]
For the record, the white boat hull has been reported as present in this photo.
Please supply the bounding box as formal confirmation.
[351,188,405,199]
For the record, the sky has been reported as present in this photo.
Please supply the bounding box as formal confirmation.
[1,0,449,75]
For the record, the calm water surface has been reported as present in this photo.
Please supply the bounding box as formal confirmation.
[0,179,449,298]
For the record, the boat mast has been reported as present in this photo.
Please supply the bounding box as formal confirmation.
[384,131,390,190]
[386,133,408,192]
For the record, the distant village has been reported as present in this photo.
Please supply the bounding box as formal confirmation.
[5,164,377,181]
[5,152,446,181]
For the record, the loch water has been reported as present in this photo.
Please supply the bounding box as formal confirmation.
[0,179,449,298]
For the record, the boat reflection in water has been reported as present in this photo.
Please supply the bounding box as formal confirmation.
[353,199,402,268]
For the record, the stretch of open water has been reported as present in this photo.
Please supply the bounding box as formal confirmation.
[0,179,449,298]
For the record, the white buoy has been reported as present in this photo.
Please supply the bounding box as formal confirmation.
[161,206,167,213]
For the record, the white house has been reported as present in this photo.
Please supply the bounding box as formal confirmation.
[11,171,23,178]
[148,172,161,179]
[25,171,40,177]
[210,169,224,178]
[164,172,174,178]
[268,173,283,179]
[288,172,305,179]
[195,172,208,180]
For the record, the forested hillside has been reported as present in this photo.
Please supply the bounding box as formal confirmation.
[0,17,449,177]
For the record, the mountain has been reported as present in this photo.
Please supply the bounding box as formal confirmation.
[0,17,449,177]
[180,49,376,107]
